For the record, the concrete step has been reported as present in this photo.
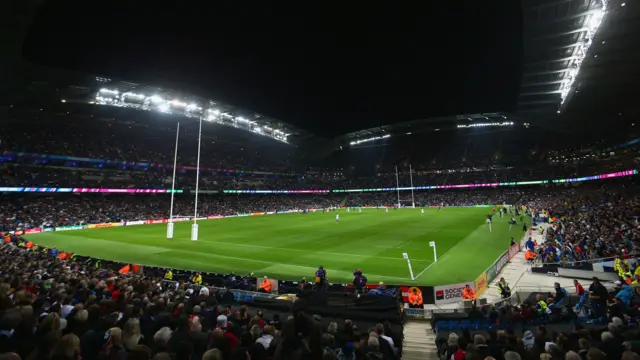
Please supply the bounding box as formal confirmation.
[402,348,438,359]
[402,321,438,360]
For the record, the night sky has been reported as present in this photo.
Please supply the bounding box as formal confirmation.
[23,0,523,137]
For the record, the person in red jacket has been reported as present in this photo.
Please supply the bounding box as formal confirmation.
[213,315,238,350]
[574,279,585,296]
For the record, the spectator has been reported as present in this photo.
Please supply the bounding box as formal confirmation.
[51,334,80,360]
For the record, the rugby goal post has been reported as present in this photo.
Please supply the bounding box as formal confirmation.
[403,241,437,281]
[402,253,415,280]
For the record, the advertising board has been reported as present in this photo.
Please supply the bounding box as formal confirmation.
[474,272,488,296]
[508,242,520,259]
[55,225,86,231]
[433,282,475,305]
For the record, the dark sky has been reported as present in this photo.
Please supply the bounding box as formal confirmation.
[23,0,523,137]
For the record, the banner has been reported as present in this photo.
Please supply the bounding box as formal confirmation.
[496,252,510,274]
[43,227,55,232]
[207,215,224,219]
[433,282,475,305]
[24,228,42,235]
[145,219,167,224]
[508,242,520,259]
[474,272,488,296]
[126,220,145,226]
[265,211,276,215]
[55,225,86,231]
[486,262,497,285]
[237,214,250,217]
[172,218,189,222]
[87,223,121,229]
[250,212,265,216]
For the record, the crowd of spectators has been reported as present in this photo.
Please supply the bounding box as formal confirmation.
[1,115,295,173]
[0,242,405,360]
[429,182,640,360]
[2,109,639,192]
[436,321,640,360]
[1,159,635,191]
[522,183,640,265]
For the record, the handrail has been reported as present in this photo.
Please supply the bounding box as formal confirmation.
[533,253,638,267]
[159,280,290,301]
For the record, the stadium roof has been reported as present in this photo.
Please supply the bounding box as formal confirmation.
[346,0,638,139]
[1,63,314,144]
[517,0,637,116]
[4,1,636,142]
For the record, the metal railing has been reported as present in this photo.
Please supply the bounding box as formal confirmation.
[532,253,638,268]
[159,280,290,302]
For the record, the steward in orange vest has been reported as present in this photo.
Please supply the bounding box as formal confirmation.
[259,276,272,293]
[462,285,476,301]
[408,288,423,308]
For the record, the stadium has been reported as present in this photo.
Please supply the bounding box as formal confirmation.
[1,1,640,360]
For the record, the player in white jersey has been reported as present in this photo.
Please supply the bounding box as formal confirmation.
[385,207,389,213]
[347,207,350,212]
[336,214,340,223]
[421,208,424,216]
[359,208,362,213]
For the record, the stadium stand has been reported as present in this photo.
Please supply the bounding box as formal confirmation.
[1,107,639,360]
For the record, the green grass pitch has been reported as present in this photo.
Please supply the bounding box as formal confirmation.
[26,207,525,286]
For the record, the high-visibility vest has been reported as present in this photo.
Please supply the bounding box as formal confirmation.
[462,288,476,300]
[25,241,33,249]
[498,281,508,294]
[260,279,271,293]
[192,275,202,284]
[409,293,423,305]
[537,301,548,312]
[165,271,173,280]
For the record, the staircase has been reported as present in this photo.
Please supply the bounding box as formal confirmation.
[402,320,438,360]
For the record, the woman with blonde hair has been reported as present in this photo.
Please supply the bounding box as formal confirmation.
[36,313,61,343]
[102,327,127,360]
[122,318,143,350]
[202,349,224,360]
[51,334,80,360]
